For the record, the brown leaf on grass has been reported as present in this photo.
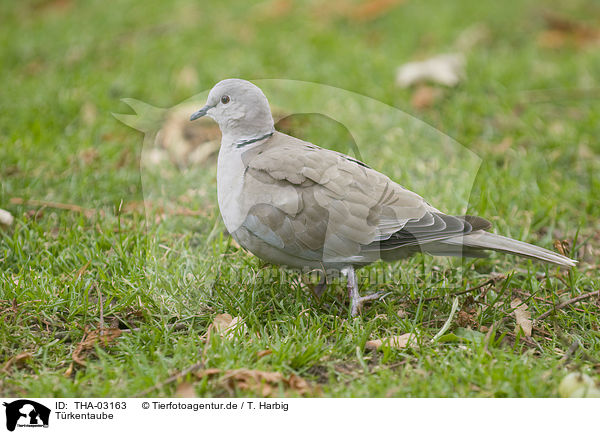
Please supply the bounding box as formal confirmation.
[457,307,478,328]
[396,307,407,318]
[312,0,405,22]
[256,349,273,359]
[253,0,293,20]
[537,12,600,49]
[175,381,197,398]
[25,208,44,221]
[2,352,33,373]
[73,260,92,281]
[365,333,417,351]
[32,0,73,13]
[195,369,316,397]
[9,197,95,218]
[410,85,443,109]
[201,314,248,358]
[212,313,234,333]
[554,239,571,257]
[346,0,406,21]
[72,327,122,366]
[64,362,75,377]
[211,313,247,339]
[537,30,568,49]
[121,200,208,218]
[78,147,99,165]
[287,374,312,395]
[492,137,513,154]
[511,298,532,337]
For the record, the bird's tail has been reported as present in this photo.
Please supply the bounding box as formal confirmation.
[441,230,577,267]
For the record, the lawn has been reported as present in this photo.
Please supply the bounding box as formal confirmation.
[0,0,599,397]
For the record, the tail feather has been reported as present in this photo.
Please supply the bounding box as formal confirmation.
[442,230,577,268]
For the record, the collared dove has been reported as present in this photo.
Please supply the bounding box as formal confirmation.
[190,79,576,316]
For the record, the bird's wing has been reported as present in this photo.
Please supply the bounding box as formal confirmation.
[238,132,476,263]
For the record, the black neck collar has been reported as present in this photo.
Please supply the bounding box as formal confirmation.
[234,131,274,148]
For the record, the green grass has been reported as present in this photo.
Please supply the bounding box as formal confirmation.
[1,0,599,397]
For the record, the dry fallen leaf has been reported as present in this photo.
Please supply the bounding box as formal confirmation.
[9,197,95,218]
[2,352,33,373]
[78,147,100,165]
[175,381,197,398]
[202,314,248,358]
[456,308,477,328]
[346,0,406,21]
[64,362,74,377]
[195,368,316,397]
[72,327,122,366]
[537,12,600,49]
[396,53,465,88]
[491,137,513,154]
[256,349,273,359]
[24,208,44,220]
[410,84,443,109]
[212,313,234,333]
[287,374,312,395]
[253,0,293,20]
[0,209,14,227]
[553,239,571,257]
[32,0,73,13]
[396,308,407,318]
[365,333,417,351]
[73,259,91,281]
[311,0,405,22]
[537,30,568,49]
[211,313,247,339]
[511,298,532,337]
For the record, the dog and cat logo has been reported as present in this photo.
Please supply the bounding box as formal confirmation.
[2,400,50,431]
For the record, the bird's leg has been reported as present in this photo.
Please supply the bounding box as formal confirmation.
[343,265,386,317]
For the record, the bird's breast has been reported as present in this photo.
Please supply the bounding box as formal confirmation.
[216,146,247,233]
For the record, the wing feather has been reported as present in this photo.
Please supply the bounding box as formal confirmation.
[239,132,484,264]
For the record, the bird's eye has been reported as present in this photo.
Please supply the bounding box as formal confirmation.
[221,95,230,104]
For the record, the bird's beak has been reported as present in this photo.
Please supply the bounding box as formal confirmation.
[190,105,211,121]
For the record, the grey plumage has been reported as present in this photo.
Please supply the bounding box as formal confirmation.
[236,130,575,268]
[190,78,576,315]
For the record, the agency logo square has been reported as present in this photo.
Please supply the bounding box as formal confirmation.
[3,400,50,432]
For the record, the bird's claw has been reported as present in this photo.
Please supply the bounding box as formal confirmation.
[350,290,388,317]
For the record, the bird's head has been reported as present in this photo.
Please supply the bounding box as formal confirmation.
[190,79,274,144]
